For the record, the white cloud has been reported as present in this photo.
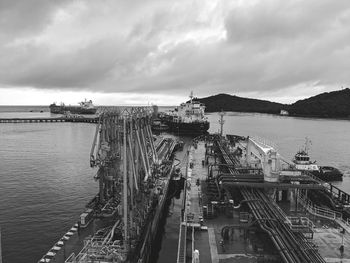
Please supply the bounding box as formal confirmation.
[0,87,185,106]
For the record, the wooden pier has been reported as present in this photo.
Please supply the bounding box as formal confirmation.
[0,117,98,124]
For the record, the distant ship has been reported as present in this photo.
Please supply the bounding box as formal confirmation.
[49,99,97,114]
[280,110,289,116]
[161,92,210,134]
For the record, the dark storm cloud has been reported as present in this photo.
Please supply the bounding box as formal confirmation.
[2,38,152,89]
[1,0,350,100]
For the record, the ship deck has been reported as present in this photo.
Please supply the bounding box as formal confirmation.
[178,140,350,263]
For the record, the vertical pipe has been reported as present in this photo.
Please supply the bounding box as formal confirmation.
[134,122,140,186]
[140,125,150,176]
[128,119,134,240]
[123,116,128,247]
[96,118,104,160]
[90,117,101,166]
[128,133,139,192]
[146,123,158,163]
[135,123,150,181]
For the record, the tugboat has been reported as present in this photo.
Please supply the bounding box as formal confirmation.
[161,92,210,134]
[49,99,97,115]
[293,138,343,181]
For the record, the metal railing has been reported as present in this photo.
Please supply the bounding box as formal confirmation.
[286,216,315,232]
[297,192,342,220]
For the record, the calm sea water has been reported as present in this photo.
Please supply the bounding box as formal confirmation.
[1,107,350,263]
[0,106,97,263]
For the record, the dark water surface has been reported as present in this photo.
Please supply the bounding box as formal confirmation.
[1,108,350,263]
[0,120,97,263]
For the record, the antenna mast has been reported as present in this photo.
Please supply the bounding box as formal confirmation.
[189,91,194,103]
[218,110,226,137]
[304,137,312,153]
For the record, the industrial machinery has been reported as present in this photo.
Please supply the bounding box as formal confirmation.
[65,107,176,263]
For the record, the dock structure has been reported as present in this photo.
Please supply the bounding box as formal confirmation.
[0,117,98,123]
[177,134,350,263]
[38,107,177,263]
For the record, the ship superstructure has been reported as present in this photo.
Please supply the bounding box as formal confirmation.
[161,92,209,134]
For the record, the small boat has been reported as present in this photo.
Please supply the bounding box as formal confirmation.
[292,138,343,181]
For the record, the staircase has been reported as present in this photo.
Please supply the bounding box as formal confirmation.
[206,180,220,201]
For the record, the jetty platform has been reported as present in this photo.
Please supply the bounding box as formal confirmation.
[177,136,350,263]
[0,117,98,123]
[37,108,178,263]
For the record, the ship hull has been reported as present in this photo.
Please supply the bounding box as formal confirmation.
[311,167,343,182]
[164,120,210,135]
[49,105,97,115]
[136,172,172,263]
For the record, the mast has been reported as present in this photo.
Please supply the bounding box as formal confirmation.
[218,110,226,137]
[304,137,312,153]
[189,91,194,104]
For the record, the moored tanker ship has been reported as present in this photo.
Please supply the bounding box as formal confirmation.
[161,92,210,134]
[49,99,97,114]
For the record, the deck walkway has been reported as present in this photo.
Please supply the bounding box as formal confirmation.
[186,144,206,226]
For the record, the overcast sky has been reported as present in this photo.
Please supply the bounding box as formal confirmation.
[0,0,349,105]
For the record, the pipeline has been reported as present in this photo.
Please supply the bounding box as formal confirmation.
[241,188,297,263]
[214,138,326,263]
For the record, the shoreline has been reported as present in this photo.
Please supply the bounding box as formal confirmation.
[205,110,350,121]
